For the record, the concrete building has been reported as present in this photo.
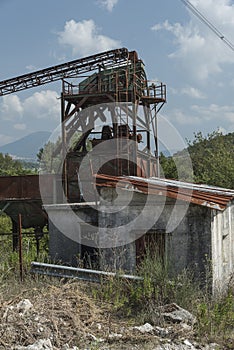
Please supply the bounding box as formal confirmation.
[46,174,234,294]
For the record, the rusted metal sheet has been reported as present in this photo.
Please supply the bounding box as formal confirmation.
[0,174,58,229]
[0,175,41,200]
[95,174,234,210]
[0,174,55,201]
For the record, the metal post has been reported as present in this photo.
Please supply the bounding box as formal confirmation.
[154,104,160,177]
[12,219,19,252]
[18,214,23,281]
[61,90,68,200]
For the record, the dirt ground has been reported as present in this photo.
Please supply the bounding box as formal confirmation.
[0,280,229,350]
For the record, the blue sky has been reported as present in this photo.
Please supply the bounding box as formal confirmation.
[0,0,234,151]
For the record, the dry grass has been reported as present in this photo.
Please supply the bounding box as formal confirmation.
[0,233,233,349]
[0,278,199,350]
[0,280,109,348]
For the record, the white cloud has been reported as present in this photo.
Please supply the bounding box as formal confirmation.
[98,0,118,12]
[58,19,121,56]
[191,103,234,122]
[164,102,234,128]
[23,90,60,120]
[168,108,201,125]
[181,86,206,99]
[0,90,60,146]
[152,0,234,81]
[0,90,60,123]
[0,95,23,120]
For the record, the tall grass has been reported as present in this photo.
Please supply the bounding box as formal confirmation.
[0,215,233,347]
[0,231,55,302]
[94,249,234,346]
[0,234,48,271]
[96,249,201,314]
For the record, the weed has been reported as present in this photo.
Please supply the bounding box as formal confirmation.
[0,213,233,347]
[196,286,234,345]
[92,249,234,347]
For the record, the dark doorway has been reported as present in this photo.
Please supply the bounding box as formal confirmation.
[136,229,165,266]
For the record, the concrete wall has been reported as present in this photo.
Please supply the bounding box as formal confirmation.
[45,203,98,265]
[97,188,166,272]
[48,219,81,265]
[99,244,136,273]
[97,189,212,280]
[158,201,212,281]
[211,201,234,293]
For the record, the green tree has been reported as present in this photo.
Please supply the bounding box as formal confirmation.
[187,131,234,188]
[37,139,62,174]
[159,153,177,179]
[160,130,234,189]
[0,153,34,176]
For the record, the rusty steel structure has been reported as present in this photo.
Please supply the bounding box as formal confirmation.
[0,175,50,250]
[0,48,136,232]
[0,168,53,252]
[61,50,166,200]
[1,48,234,278]
[0,48,166,201]
[0,48,167,247]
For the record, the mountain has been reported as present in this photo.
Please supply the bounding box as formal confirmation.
[0,131,51,161]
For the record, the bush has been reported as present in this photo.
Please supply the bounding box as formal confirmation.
[96,249,201,317]
[196,280,234,346]
[94,250,234,346]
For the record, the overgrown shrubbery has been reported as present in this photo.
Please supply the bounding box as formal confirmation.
[95,249,234,346]
[0,217,233,346]
[96,250,201,313]
[195,280,234,347]
[0,214,48,280]
[0,153,36,176]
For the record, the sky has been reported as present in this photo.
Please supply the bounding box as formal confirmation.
[0,0,234,151]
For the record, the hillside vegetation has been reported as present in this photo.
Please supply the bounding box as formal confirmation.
[0,153,36,176]
[160,131,234,189]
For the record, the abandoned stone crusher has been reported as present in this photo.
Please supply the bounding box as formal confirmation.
[0,48,233,293]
